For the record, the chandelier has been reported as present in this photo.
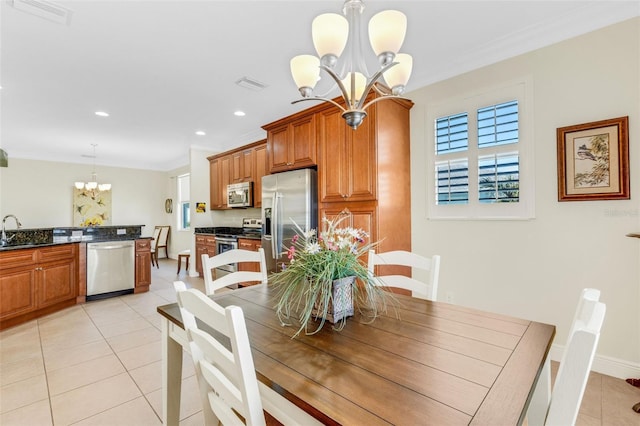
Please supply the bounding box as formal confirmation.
[74,144,111,191]
[290,0,413,130]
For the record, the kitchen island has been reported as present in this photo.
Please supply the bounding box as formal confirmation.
[0,225,150,330]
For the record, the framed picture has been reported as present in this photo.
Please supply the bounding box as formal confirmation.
[556,116,629,201]
[195,202,206,213]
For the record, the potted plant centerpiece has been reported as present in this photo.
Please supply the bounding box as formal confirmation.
[271,214,393,337]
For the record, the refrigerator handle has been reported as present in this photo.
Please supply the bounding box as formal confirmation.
[271,191,278,260]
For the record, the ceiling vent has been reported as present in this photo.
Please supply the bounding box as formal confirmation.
[235,77,268,92]
[8,0,73,26]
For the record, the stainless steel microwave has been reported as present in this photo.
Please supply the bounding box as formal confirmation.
[227,182,253,208]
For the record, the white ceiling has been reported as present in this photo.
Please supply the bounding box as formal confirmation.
[1,0,638,171]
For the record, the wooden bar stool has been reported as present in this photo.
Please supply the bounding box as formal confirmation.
[177,250,190,274]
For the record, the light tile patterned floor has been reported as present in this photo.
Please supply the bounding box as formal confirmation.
[1,258,639,425]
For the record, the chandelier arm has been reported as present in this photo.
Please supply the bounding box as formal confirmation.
[372,82,392,96]
[320,65,352,108]
[355,61,398,109]
[292,97,347,113]
[359,93,410,111]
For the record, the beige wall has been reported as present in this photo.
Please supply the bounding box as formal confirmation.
[0,158,167,237]
[409,18,639,377]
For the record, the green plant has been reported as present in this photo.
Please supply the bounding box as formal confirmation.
[271,214,392,337]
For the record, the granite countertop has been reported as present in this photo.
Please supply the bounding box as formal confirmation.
[0,225,146,251]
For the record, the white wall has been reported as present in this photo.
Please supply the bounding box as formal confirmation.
[409,18,639,377]
[0,158,167,237]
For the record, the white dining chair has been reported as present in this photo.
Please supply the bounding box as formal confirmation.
[173,281,265,425]
[202,248,268,295]
[544,289,606,426]
[173,281,323,426]
[367,249,441,301]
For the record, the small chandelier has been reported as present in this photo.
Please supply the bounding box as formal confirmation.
[75,144,111,191]
[290,0,413,130]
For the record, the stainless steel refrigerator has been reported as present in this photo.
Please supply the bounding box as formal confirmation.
[261,168,317,273]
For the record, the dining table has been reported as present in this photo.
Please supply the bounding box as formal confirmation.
[157,284,556,425]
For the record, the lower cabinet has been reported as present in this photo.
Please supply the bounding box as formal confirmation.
[135,239,152,293]
[195,235,216,277]
[237,238,262,287]
[0,244,78,331]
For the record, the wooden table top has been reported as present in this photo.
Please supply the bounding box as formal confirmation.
[157,285,555,425]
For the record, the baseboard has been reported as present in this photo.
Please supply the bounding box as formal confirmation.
[550,344,640,379]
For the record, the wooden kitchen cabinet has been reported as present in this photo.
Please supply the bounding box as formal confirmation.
[316,95,414,258]
[263,113,317,173]
[237,238,262,287]
[0,243,78,331]
[195,234,216,277]
[231,148,254,183]
[319,203,377,247]
[135,239,152,293]
[318,106,377,203]
[253,141,267,208]
[209,140,267,210]
[209,156,231,210]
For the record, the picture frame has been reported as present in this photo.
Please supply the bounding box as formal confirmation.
[556,116,629,201]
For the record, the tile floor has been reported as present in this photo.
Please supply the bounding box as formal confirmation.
[1,258,639,425]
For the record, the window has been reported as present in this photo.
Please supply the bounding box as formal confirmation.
[177,173,190,230]
[427,80,533,219]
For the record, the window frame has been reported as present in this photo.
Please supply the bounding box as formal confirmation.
[426,78,535,220]
[177,173,190,231]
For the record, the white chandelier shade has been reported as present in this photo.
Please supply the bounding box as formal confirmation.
[312,13,348,63]
[368,10,407,59]
[290,0,413,130]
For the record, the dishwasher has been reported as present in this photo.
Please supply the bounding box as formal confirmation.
[86,240,135,301]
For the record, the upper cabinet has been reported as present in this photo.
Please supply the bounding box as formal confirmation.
[208,140,267,211]
[253,143,267,208]
[317,106,377,203]
[263,113,317,173]
[231,148,254,184]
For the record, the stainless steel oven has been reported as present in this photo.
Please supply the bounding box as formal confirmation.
[215,236,238,278]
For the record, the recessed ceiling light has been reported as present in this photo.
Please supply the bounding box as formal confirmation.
[95,111,109,117]
[195,131,206,136]
[234,111,246,117]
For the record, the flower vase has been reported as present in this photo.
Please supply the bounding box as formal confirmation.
[312,276,355,324]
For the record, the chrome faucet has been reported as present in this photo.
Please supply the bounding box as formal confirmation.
[1,214,22,247]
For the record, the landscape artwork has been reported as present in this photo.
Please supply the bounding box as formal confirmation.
[556,116,629,201]
[73,187,112,226]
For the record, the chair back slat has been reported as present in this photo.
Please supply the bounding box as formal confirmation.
[368,249,441,301]
[203,248,268,295]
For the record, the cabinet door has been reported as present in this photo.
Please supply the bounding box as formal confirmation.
[241,149,253,182]
[231,150,253,183]
[318,108,376,203]
[209,158,222,209]
[0,266,37,320]
[253,143,267,208]
[135,251,152,288]
[219,156,231,209]
[267,123,290,173]
[319,204,377,247]
[37,259,76,309]
[135,240,152,290]
[347,108,377,201]
[289,114,317,169]
[195,236,207,276]
[318,108,348,202]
